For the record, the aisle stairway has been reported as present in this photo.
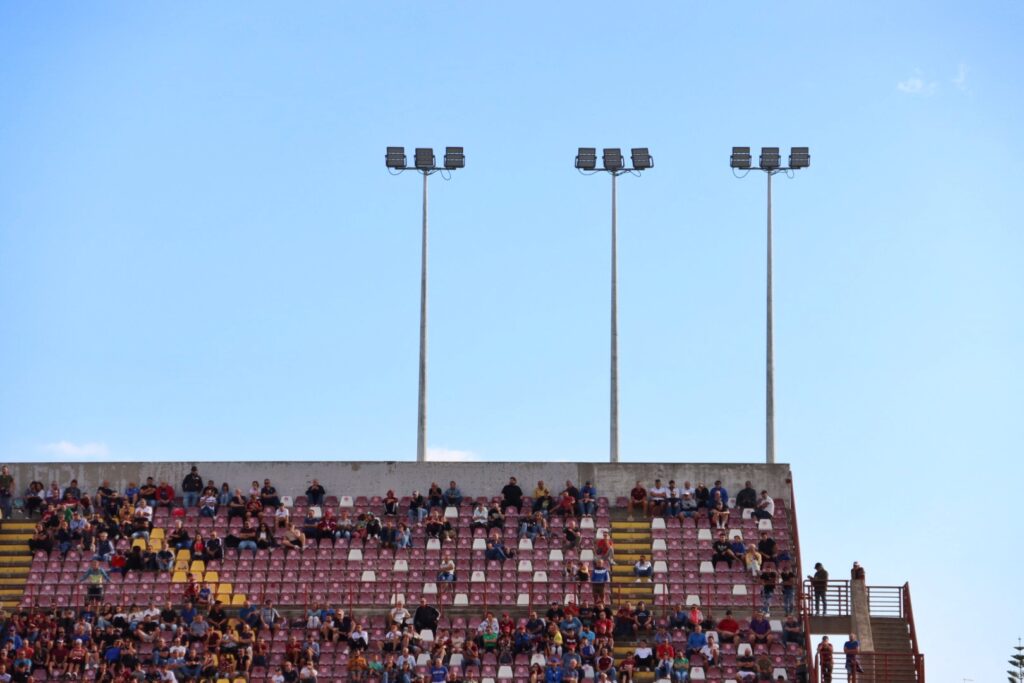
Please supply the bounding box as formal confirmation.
[609,512,656,683]
[0,520,33,609]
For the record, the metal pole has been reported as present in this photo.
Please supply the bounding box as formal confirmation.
[610,172,619,463]
[765,171,775,464]
[417,171,428,463]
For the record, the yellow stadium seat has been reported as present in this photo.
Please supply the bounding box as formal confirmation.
[131,539,146,550]
[174,560,190,572]
[230,594,246,606]
[216,678,230,683]
[176,549,191,561]
[203,571,218,583]
[150,528,165,540]
[172,571,187,583]
[216,583,232,595]
[190,560,205,574]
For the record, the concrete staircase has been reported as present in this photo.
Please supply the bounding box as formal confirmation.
[0,520,33,609]
[609,512,656,683]
[867,616,919,682]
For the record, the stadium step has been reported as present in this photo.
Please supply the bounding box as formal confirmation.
[0,520,33,607]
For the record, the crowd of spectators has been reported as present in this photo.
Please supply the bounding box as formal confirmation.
[0,467,809,683]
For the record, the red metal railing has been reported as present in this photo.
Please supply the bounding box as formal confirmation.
[802,579,852,616]
[831,650,925,683]
[866,584,903,617]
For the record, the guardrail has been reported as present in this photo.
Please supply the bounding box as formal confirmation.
[831,650,924,683]
[802,579,852,616]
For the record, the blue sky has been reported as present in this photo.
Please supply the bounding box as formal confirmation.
[1,1,1021,678]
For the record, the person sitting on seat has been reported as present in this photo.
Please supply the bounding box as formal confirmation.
[633,555,653,583]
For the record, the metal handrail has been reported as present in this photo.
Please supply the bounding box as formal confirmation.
[802,578,852,616]
[866,584,903,617]
[902,582,924,683]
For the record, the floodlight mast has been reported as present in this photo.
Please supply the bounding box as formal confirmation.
[576,147,653,463]
[730,146,811,465]
[386,146,465,463]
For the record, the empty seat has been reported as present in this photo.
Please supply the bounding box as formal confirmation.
[758,519,773,531]
[472,538,487,550]
[517,560,533,573]
[348,549,363,562]
[426,539,441,551]
[497,665,514,680]
[361,570,376,582]
[453,593,469,606]
[579,549,594,562]
[652,539,667,551]
[518,539,533,551]
[580,517,595,530]
[394,559,408,572]
[732,584,748,596]
[532,571,547,582]
[699,561,715,573]
[471,571,486,583]
[548,549,563,561]
[690,667,706,680]
[517,593,530,606]
[686,595,701,606]
[423,583,437,594]
[279,496,293,508]
[697,529,713,542]
[339,496,354,508]
[444,506,459,519]
[651,518,666,530]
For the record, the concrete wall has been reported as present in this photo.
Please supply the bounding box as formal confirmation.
[4,461,793,504]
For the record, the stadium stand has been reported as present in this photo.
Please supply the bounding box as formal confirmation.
[0,462,923,682]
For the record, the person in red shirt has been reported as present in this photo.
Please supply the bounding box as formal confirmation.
[717,610,741,645]
[155,482,175,507]
[627,482,647,518]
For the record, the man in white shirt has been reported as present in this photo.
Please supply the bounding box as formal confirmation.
[389,601,411,629]
[633,555,654,583]
[754,491,775,520]
[647,480,669,516]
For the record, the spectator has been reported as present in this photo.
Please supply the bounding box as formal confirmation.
[0,466,14,520]
[181,466,203,508]
[487,501,505,530]
[591,559,610,601]
[711,532,737,569]
[627,481,647,518]
[413,598,440,634]
[665,480,681,517]
[709,493,730,530]
[736,480,757,510]
[383,489,400,517]
[745,544,761,577]
[693,482,709,509]
[809,562,829,615]
[155,481,175,508]
[260,479,281,509]
[199,491,218,518]
[753,490,775,520]
[437,554,456,582]
[851,561,865,580]
[710,480,729,507]
[780,561,798,615]
[470,502,489,530]
[843,633,862,681]
[647,479,668,516]
[757,531,777,565]
[501,476,524,512]
[80,559,111,604]
[717,609,741,646]
[816,636,834,683]
[532,480,552,514]
[633,555,653,583]
[442,481,463,508]
[633,639,655,672]
[760,565,779,615]
[685,624,707,658]
[407,490,427,525]
[677,492,698,519]
[305,479,326,507]
[596,530,616,565]
[578,481,597,517]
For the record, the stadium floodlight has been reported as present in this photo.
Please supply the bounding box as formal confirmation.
[729,144,812,466]
[730,147,752,169]
[789,147,810,169]
[602,148,624,172]
[444,147,465,169]
[574,146,653,464]
[630,148,653,170]
[414,148,436,170]
[576,147,597,170]
[759,147,781,171]
[386,147,407,170]
[385,145,466,462]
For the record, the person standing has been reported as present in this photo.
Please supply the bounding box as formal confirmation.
[843,633,861,682]
[816,636,834,683]
[181,467,203,508]
[0,466,14,519]
[809,563,829,615]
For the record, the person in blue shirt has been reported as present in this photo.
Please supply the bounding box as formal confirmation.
[429,658,448,682]
[710,481,729,508]
[577,481,597,517]
[442,481,463,508]
[591,559,611,602]
[544,658,564,683]
[686,624,708,658]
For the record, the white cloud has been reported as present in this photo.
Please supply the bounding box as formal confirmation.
[425,446,479,462]
[39,441,110,457]
[952,63,968,91]
[897,70,937,95]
